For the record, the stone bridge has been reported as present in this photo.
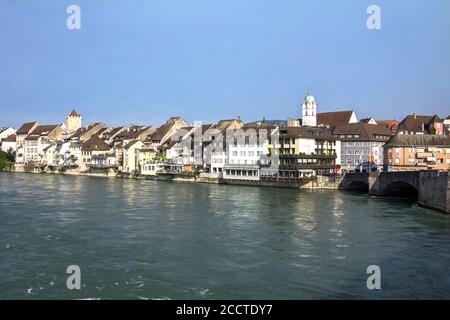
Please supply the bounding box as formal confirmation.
[339,171,450,214]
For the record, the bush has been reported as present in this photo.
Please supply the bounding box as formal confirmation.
[0,151,13,171]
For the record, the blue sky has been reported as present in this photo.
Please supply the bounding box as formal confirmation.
[1,0,449,128]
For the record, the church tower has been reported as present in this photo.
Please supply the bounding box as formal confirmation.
[66,109,82,132]
[301,91,317,127]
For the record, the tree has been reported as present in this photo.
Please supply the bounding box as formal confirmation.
[0,151,13,171]
[6,148,15,162]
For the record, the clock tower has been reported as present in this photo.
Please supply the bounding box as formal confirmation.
[301,91,317,127]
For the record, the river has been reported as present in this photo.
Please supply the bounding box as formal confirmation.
[1,172,450,299]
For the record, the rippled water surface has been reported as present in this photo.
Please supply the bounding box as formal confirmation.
[1,172,450,299]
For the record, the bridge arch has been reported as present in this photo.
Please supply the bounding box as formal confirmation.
[383,181,418,198]
[346,181,369,192]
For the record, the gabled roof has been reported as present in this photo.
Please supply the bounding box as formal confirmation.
[332,123,391,141]
[124,139,144,149]
[108,126,124,137]
[16,121,37,135]
[384,134,450,147]
[159,139,179,151]
[69,123,104,140]
[114,126,155,142]
[397,114,441,133]
[147,117,184,142]
[94,127,109,138]
[279,127,313,139]
[0,127,11,134]
[317,111,355,127]
[2,134,16,142]
[81,136,110,151]
[29,125,59,137]
[376,120,399,133]
[359,117,376,124]
[215,117,243,132]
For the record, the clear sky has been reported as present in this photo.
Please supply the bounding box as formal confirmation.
[1,0,449,128]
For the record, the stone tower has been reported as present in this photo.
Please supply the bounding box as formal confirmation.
[301,91,317,127]
[66,109,82,132]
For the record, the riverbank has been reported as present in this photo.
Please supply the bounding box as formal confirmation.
[5,165,450,214]
[8,164,343,189]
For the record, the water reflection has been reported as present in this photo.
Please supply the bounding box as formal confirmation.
[1,172,450,299]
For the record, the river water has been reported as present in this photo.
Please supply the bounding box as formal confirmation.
[0,172,449,299]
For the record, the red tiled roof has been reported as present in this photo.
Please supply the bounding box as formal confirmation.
[376,120,399,133]
[316,111,355,127]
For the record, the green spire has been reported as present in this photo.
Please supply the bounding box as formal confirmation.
[304,91,315,103]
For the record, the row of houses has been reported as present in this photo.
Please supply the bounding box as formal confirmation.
[1,93,450,179]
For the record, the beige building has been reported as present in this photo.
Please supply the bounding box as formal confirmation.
[80,136,112,171]
[66,110,82,132]
[122,140,145,173]
[384,134,450,171]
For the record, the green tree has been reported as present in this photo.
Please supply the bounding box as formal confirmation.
[6,148,15,162]
[0,151,13,171]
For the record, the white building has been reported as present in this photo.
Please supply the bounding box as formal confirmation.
[141,163,182,176]
[0,127,15,142]
[1,134,16,153]
[301,92,317,127]
[226,125,278,166]
[222,124,278,179]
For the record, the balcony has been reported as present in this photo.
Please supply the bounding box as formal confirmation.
[279,153,337,159]
[278,164,338,170]
[87,156,116,169]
